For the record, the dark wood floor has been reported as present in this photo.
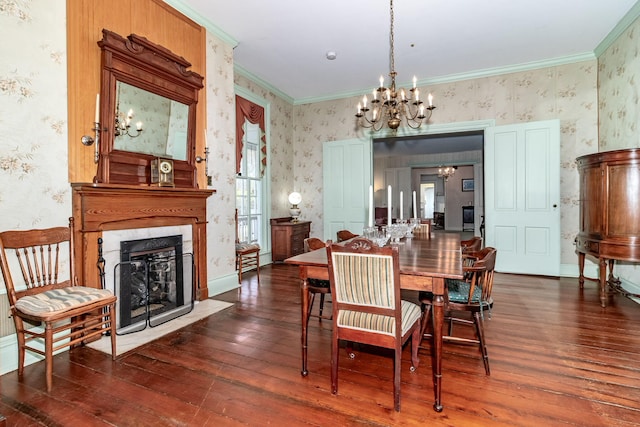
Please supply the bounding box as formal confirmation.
[2,264,640,426]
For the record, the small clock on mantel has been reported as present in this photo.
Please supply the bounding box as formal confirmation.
[150,157,175,187]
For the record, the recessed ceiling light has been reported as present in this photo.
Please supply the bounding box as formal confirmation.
[326,51,337,60]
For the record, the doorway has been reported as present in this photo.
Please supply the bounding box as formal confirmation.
[373,130,484,233]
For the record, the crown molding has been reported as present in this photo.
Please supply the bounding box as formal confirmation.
[594,1,640,57]
[234,65,294,104]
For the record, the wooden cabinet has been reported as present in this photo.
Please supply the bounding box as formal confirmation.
[576,148,640,307]
[270,218,311,262]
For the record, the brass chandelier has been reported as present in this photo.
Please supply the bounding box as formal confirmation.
[355,0,435,132]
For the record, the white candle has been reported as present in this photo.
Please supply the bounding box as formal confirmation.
[428,93,434,107]
[413,76,417,89]
[368,185,374,228]
[379,75,384,88]
[94,93,100,123]
[387,185,392,225]
[400,191,404,220]
[413,191,417,218]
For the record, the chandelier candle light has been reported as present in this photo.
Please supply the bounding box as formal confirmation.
[355,0,435,132]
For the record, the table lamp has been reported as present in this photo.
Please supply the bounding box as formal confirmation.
[289,192,302,222]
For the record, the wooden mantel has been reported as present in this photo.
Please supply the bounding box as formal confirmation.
[71,183,215,300]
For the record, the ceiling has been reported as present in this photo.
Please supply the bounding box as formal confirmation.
[176,0,637,102]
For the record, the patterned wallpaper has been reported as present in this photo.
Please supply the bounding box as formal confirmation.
[203,31,238,281]
[291,62,599,266]
[0,1,69,336]
[598,16,640,285]
[0,0,638,318]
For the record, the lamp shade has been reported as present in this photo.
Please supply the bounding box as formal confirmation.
[288,192,302,206]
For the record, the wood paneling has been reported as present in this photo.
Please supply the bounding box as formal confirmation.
[66,0,206,188]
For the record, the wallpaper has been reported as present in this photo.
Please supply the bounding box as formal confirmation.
[598,16,640,286]
[0,0,69,337]
[291,62,599,266]
[203,31,238,281]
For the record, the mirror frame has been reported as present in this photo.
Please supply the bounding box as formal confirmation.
[96,29,204,187]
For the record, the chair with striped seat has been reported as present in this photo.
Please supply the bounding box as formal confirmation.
[0,218,117,392]
[326,237,422,412]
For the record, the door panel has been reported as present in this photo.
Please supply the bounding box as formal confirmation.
[323,139,372,241]
[485,120,560,276]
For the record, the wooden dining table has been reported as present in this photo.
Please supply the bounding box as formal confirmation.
[285,232,463,412]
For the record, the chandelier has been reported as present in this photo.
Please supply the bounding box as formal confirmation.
[115,108,143,138]
[438,166,456,181]
[355,0,435,132]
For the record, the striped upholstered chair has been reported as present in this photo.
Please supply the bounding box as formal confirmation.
[326,237,422,412]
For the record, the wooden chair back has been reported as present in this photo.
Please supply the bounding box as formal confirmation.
[461,236,482,252]
[326,237,421,411]
[304,237,325,252]
[336,230,358,242]
[0,225,74,305]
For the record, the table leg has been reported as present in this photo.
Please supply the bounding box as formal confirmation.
[431,279,444,412]
[301,275,310,376]
[578,252,585,289]
[599,257,608,308]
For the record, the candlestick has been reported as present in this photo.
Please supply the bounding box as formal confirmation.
[94,93,100,123]
[368,185,374,228]
[387,185,392,226]
[400,191,404,220]
[413,191,417,218]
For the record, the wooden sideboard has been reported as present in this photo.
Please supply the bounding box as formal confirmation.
[576,148,640,307]
[270,218,311,262]
[72,183,214,300]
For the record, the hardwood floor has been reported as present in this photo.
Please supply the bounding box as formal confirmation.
[1,264,640,426]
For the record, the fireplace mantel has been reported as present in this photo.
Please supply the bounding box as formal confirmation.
[71,183,215,300]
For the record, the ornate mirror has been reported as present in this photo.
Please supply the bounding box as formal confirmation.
[96,29,203,187]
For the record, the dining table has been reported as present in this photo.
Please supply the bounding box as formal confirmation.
[285,231,463,412]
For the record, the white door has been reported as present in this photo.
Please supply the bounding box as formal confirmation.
[323,138,372,242]
[485,120,560,276]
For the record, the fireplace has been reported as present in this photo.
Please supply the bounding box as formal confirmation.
[115,234,194,334]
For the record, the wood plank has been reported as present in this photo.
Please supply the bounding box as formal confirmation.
[1,264,640,425]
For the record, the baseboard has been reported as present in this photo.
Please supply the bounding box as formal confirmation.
[0,334,45,376]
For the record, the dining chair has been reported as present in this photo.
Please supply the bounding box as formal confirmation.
[235,209,260,284]
[303,237,331,322]
[326,237,422,411]
[336,230,358,242]
[0,218,117,392]
[420,247,497,375]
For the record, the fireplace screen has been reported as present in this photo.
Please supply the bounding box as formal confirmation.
[115,235,194,334]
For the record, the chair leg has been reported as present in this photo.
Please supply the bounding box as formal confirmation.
[419,303,432,343]
[473,311,490,375]
[45,323,54,392]
[237,255,243,284]
[411,324,421,370]
[318,294,325,318]
[393,346,402,412]
[331,333,339,395]
[255,252,260,285]
[15,319,26,377]
[109,303,117,360]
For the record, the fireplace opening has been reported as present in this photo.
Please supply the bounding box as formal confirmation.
[116,235,194,334]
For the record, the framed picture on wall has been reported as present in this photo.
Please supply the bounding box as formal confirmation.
[462,178,474,192]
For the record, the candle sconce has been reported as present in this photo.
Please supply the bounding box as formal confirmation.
[195,146,210,186]
[81,122,101,163]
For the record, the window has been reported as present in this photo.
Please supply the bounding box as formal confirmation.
[236,121,263,245]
